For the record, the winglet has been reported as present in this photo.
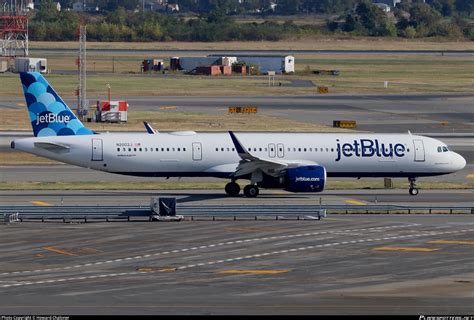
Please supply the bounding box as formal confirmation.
[144,121,158,134]
[229,131,247,155]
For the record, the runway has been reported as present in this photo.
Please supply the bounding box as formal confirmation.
[0,215,473,314]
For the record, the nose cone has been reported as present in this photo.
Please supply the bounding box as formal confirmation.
[453,152,466,171]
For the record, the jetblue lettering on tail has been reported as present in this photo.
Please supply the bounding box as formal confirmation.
[335,139,406,161]
[20,72,94,137]
[11,72,466,197]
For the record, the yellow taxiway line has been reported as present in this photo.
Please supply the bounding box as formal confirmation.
[344,200,367,205]
[42,246,78,256]
[465,174,474,179]
[30,201,52,206]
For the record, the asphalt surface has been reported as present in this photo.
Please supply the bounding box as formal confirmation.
[0,215,473,314]
[0,164,472,185]
[1,189,473,207]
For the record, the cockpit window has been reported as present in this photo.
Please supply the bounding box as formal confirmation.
[443,146,449,152]
[437,146,442,152]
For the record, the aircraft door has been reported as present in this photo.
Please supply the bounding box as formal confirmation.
[91,139,103,161]
[413,139,425,162]
[268,143,276,158]
[192,142,202,161]
[277,143,285,158]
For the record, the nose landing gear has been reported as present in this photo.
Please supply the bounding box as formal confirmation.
[408,177,419,196]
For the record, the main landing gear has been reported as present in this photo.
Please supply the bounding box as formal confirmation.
[408,177,419,196]
[224,181,259,198]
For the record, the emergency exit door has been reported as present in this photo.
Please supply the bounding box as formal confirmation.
[413,139,425,162]
[91,139,103,161]
[192,142,202,161]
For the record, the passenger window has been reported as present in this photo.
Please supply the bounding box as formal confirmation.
[260,148,263,152]
[304,148,307,152]
[232,148,235,151]
[155,148,159,151]
[183,148,186,151]
[128,148,131,152]
[177,148,180,151]
[221,148,224,151]
[298,148,301,152]
[145,148,147,152]
[161,148,164,152]
[320,148,323,152]
[172,148,175,151]
[117,148,120,152]
[167,148,169,152]
[216,148,218,151]
[315,148,317,152]
[326,148,329,152]
[227,148,230,151]
[134,148,137,152]
[309,148,312,151]
[122,148,125,151]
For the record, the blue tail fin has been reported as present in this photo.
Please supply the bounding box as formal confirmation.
[20,72,94,137]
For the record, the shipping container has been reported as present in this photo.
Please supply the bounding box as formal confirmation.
[220,65,232,75]
[195,65,222,76]
[14,57,48,73]
[232,64,246,75]
[175,56,219,72]
[142,59,163,72]
[209,55,294,74]
[0,59,8,73]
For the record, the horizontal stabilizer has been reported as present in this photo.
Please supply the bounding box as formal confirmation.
[34,141,70,150]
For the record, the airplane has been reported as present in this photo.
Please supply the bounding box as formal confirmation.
[11,72,466,197]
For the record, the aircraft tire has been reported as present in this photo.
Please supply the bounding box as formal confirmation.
[409,187,419,196]
[225,182,241,196]
[243,185,259,198]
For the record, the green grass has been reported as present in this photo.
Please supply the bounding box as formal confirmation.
[2,51,472,96]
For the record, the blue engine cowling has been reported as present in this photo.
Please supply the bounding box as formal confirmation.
[284,165,326,193]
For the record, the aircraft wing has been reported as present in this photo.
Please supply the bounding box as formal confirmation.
[228,131,316,178]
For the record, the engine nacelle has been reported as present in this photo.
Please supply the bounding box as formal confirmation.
[284,165,326,193]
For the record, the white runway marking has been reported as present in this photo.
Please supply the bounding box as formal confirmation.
[1,227,469,290]
[0,224,420,278]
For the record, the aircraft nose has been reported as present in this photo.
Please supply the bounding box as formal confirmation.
[453,152,466,171]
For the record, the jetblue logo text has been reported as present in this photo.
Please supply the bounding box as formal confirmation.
[295,176,320,182]
[335,139,406,162]
[36,113,71,125]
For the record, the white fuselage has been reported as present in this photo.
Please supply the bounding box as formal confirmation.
[12,132,466,179]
